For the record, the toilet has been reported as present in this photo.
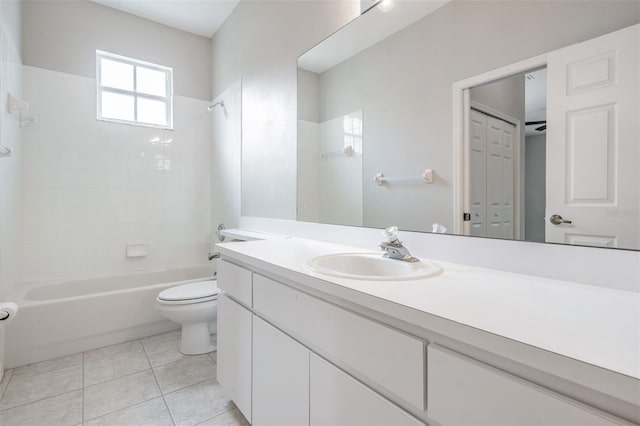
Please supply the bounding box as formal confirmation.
[156,280,220,355]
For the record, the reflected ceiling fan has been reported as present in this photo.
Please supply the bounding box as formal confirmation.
[525,120,547,132]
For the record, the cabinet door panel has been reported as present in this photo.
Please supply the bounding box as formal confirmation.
[253,274,425,410]
[253,316,310,426]
[428,345,621,425]
[217,294,252,422]
[310,354,424,426]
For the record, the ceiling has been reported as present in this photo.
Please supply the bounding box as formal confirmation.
[92,0,240,38]
[299,0,450,74]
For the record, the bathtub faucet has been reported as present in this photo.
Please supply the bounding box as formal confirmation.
[208,252,220,261]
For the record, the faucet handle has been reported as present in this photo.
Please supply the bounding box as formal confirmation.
[381,226,400,244]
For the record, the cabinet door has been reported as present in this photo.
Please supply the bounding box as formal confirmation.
[310,354,424,426]
[253,317,310,426]
[428,345,621,425]
[253,274,425,411]
[217,294,252,422]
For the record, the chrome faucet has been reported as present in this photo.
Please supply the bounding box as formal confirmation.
[379,226,419,262]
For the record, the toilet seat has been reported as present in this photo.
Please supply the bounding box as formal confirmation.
[157,280,219,305]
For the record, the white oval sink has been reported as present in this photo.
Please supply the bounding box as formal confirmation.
[305,253,442,281]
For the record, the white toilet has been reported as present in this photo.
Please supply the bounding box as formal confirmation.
[156,280,220,355]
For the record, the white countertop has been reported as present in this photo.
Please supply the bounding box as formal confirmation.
[217,237,640,380]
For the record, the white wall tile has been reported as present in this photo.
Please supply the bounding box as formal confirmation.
[21,66,212,283]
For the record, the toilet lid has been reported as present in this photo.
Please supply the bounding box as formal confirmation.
[158,280,219,302]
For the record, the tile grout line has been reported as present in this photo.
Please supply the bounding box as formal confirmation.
[82,395,163,424]
[81,351,85,424]
[0,369,14,402]
[8,359,81,382]
[84,367,154,390]
[0,388,81,414]
[161,376,216,399]
[192,406,237,426]
[140,338,177,426]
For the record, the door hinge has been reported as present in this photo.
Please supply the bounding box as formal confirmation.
[463,213,471,222]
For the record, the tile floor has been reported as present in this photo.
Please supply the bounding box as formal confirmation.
[0,331,249,426]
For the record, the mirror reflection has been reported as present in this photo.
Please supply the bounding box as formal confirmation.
[297,0,639,250]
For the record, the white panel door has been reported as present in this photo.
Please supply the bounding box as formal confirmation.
[469,109,488,236]
[252,316,310,426]
[546,24,639,249]
[310,354,424,426]
[217,294,252,423]
[469,110,517,239]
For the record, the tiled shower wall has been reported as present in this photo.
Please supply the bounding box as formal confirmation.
[21,65,211,284]
[0,0,24,373]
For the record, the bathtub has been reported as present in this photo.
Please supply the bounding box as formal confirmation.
[4,266,214,368]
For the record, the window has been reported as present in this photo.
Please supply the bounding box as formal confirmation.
[343,111,363,155]
[96,50,173,129]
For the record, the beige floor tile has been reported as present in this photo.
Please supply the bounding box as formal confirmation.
[141,330,186,367]
[0,390,81,426]
[196,408,249,426]
[12,354,82,380]
[0,365,82,410]
[83,370,160,421]
[165,380,234,426]
[84,340,150,386]
[154,355,215,394]
[83,397,173,426]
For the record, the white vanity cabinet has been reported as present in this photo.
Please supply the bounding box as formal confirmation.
[252,316,310,425]
[216,257,633,426]
[216,261,254,423]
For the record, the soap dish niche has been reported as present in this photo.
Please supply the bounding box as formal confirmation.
[126,242,149,258]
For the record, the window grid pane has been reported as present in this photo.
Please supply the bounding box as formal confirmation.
[136,66,167,97]
[100,58,134,91]
[97,51,172,129]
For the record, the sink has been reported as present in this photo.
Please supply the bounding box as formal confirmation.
[304,253,442,281]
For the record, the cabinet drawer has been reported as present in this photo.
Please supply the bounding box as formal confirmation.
[427,345,621,425]
[253,274,425,411]
[310,354,425,426]
[217,260,252,306]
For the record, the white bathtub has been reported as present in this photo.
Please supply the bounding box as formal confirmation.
[4,266,214,368]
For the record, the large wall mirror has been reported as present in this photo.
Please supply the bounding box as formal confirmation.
[297,0,639,250]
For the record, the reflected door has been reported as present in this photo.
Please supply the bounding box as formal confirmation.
[546,24,639,249]
[469,109,516,239]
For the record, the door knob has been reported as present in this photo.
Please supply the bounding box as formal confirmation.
[550,214,572,225]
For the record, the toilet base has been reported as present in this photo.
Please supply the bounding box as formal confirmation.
[180,323,214,355]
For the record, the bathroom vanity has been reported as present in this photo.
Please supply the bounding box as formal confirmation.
[215,238,639,426]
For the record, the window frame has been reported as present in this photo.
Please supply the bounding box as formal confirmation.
[96,50,174,130]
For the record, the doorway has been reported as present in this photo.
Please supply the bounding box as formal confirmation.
[463,68,547,242]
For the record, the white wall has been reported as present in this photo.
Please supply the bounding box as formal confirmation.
[0,0,23,378]
[19,2,213,284]
[210,80,242,244]
[470,74,525,120]
[22,0,211,100]
[211,0,361,220]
